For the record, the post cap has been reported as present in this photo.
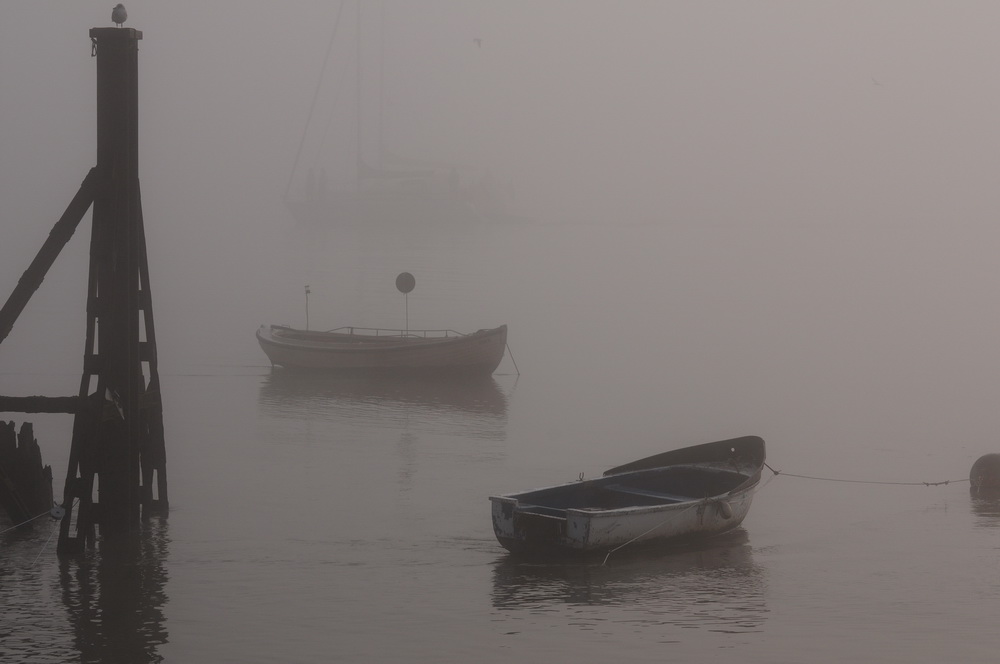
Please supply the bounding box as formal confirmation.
[89,27,143,40]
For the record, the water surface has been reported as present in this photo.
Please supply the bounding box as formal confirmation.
[2,217,999,663]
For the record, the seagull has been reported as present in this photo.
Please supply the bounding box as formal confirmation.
[112,4,127,28]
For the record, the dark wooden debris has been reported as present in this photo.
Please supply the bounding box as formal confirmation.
[0,421,53,526]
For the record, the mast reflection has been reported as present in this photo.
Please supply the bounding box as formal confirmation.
[58,516,169,663]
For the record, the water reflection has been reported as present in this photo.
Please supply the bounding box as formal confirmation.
[258,370,509,440]
[969,493,1000,527]
[58,516,169,664]
[491,529,767,633]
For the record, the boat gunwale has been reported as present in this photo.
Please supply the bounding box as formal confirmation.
[490,461,760,509]
[491,475,760,519]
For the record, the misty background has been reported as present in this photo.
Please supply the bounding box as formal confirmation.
[4,1,1000,477]
[7,3,1000,661]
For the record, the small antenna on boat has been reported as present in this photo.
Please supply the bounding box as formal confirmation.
[395,272,415,336]
[304,284,311,330]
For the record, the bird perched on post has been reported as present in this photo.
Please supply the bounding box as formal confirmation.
[112,4,127,27]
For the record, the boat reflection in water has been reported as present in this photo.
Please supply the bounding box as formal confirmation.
[258,370,510,441]
[58,516,169,664]
[491,529,767,633]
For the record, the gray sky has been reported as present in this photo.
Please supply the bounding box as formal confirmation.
[6,1,1000,228]
[4,1,1000,415]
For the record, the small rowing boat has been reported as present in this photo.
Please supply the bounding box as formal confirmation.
[490,436,765,555]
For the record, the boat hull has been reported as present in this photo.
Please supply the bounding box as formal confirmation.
[491,485,756,555]
[489,436,765,555]
[257,324,507,376]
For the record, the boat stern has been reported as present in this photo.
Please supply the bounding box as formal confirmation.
[490,495,569,554]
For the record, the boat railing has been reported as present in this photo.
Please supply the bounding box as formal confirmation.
[324,326,467,339]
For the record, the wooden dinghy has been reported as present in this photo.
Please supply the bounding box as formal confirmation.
[490,436,765,555]
[256,324,507,376]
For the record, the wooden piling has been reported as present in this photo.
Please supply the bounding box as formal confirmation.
[0,26,167,554]
[57,26,168,554]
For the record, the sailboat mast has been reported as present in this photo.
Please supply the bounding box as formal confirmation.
[355,0,362,191]
[378,0,385,170]
[284,1,345,202]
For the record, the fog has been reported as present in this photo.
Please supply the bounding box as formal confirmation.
[4,0,1000,473]
[9,4,1000,659]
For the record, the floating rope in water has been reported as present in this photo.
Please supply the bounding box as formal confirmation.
[764,462,968,487]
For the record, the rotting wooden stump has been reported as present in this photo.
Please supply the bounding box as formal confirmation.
[0,421,53,525]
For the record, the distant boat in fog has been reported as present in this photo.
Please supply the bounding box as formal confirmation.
[284,0,519,228]
[256,324,508,376]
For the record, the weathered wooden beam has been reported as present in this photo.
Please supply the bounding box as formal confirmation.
[0,168,98,346]
[0,396,84,414]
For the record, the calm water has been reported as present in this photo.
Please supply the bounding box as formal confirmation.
[3,214,1000,662]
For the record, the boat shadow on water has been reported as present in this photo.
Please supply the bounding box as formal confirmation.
[257,370,511,439]
[490,529,768,631]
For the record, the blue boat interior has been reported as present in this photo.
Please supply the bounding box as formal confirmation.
[512,465,750,517]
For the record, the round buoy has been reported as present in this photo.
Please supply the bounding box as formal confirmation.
[970,453,1000,496]
[396,272,415,294]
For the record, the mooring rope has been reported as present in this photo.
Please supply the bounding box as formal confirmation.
[3,500,73,568]
[0,509,52,535]
[601,500,706,566]
[763,462,968,487]
[600,460,966,565]
[505,343,520,376]
[29,520,59,566]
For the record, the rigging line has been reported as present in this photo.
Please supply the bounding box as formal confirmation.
[284,0,347,201]
[314,37,352,169]
[764,462,968,487]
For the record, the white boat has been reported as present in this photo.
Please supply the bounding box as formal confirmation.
[257,324,507,376]
[490,436,765,556]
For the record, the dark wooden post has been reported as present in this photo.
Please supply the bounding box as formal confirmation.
[58,27,167,554]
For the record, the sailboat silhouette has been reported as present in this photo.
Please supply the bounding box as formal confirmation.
[284,0,515,228]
